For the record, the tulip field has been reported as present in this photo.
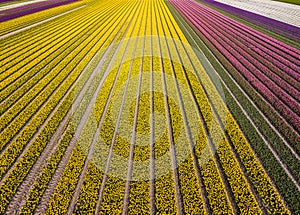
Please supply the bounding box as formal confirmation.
[0,0,78,22]
[0,0,299,214]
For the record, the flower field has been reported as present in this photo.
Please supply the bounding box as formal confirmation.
[0,0,299,214]
[0,0,78,22]
[213,0,300,27]
[201,0,300,42]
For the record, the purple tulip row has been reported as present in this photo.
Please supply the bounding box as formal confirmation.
[0,0,77,22]
[191,3,300,92]
[200,0,300,43]
[0,0,77,15]
[170,0,300,133]
[2,0,59,13]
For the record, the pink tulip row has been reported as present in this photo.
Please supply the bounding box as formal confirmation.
[171,0,300,84]
[170,0,300,132]
[193,2,300,65]
[184,3,300,105]
[190,3,300,83]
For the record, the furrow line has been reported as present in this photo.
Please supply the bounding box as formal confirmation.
[149,2,156,213]
[0,2,116,93]
[122,10,148,212]
[168,2,297,210]
[122,49,144,215]
[173,1,300,133]
[0,4,86,40]
[4,6,134,209]
[172,0,300,148]
[158,7,239,211]
[34,2,139,213]
[157,1,219,214]
[0,0,126,132]
[191,0,300,71]
[68,1,145,214]
[94,5,145,213]
[0,0,132,164]
[154,6,184,212]
[171,1,300,159]
[185,1,300,106]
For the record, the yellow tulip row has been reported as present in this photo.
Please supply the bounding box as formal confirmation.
[0,0,135,161]
[46,55,120,214]
[1,0,292,213]
[182,31,289,214]
[181,51,261,213]
[46,100,104,214]
[163,59,207,214]
[0,0,85,37]
[152,65,178,214]
[45,1,145,213]
[225,113,290,214]
[0,13,119,178]
[0,1,114,64]
[117,56,151,214]
[0,1,137,213]
[87,2,152,212]
[73,0,288,214]
[0,86,74,214]
[43,51,119,215]
[20,124,74,214]
[184,61,261,213]
[160,0,290,213]
[98,57,144,213]
[0,22,118,210]
[154,1,232,214]
[0,13,84,71]
[0,46,84,177]
[19,35,119,213]
[85,62,133,214]
[181,68,233,214]
[183,46,264,214]
[45,144,86,215]
[73,162,103,214]
[0,0,132,143]
[0,31,87,133]
[0,0,123,99]
[155,1,277,214]
[95,62,131,214]
[185,34,289,213]
[122,57,152,214]
[150,2,180,213]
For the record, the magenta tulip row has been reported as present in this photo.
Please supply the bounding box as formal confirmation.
[0,0,77,22]
[170,0,300,132]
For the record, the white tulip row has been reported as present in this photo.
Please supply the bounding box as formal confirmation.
[215,0,300,27]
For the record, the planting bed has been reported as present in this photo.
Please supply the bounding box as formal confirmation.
[0,0,299,214]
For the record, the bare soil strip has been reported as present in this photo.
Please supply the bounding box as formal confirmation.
[0,4,86,40]
[65,3,142,214]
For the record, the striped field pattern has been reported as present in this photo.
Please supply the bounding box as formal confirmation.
[0,0,299,214]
